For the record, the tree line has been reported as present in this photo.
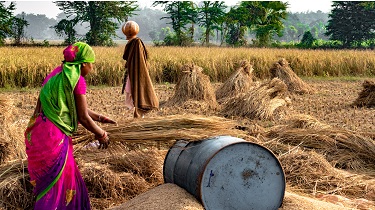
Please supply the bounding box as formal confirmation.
[1,1,375,49]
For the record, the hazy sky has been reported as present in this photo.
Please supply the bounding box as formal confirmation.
[11,0,333,19]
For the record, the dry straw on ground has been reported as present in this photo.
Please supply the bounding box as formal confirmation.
[0,95,27,163]
[77,148,166,209]
[163,64,218,109]
[222,78,291,120]
[270,58,314,94]
[353,80,375,107]
[283,114,332,130]
[279,150,375,203]
[215,60,255,102]
[266,126,375,171]
[0,95,14,164]
[0,159,33,210]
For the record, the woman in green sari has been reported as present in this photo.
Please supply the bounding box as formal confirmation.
[25,42,116,209]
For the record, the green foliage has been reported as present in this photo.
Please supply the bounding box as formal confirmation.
[55,1,137,46]
[0,2,16,45]
[300,31,316,47]
[152,1,196,46]
[11,13,29,45]
[239,1,288,46]
[224,6,248,46]
[53,18,77,45]
[197,1,227,46]
[326,2,375,47]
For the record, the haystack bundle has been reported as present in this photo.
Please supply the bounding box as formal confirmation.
[73,115,246,148]
[279,150,375,201]
[353,80,375,107]
[266,127,375,171]
[215,60,255,102]
[222,78,291,120]
[270,58,314,94]
[164,64,218,109]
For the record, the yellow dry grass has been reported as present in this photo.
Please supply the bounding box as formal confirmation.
[1,46,375,88]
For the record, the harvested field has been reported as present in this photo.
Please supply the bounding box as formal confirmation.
[0,78,375,210]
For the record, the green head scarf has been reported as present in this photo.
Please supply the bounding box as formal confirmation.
[39,42,95,136]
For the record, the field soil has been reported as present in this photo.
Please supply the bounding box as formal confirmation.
[1,78,374,210]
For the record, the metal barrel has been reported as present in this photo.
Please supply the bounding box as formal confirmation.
[163,136,286,210]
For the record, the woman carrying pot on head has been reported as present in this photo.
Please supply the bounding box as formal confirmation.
[24,42,116,209]
[121,20,159,118]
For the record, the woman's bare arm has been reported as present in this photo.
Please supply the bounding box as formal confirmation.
[75,94,105,137]
[87,109,117,124]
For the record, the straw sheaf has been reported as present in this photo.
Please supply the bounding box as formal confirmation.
[267,127,375,171]
[164,64,218,109]
[216,60,255,102]
[270,58,315,94]
[279,150,375,201]
[353,80,375,107]
[222,78,291,120]
[72,115,247,147]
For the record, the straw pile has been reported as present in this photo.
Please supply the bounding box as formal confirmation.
[221,78,291,120]
[215,60,255,102]
[353,80,375,107]
[280,191,351,210]
[270,58,314,94]
[109,183,204,210]
[164,64,218,109]
[0,159,33,210]
[266,127,375,171]
[72,115,247,149]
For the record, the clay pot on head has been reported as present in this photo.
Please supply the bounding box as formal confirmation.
[122,21,139,40]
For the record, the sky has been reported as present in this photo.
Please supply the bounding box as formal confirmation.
[10,0,333,19]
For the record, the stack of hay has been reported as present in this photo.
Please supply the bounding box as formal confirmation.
[215,60,255,102]
[353,80,375,107]
[270,58,314,94]
[222,78,291,120]
[164,64,218,110]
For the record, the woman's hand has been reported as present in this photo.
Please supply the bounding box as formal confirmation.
[95,131,110,149]
[98,115,117,124]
